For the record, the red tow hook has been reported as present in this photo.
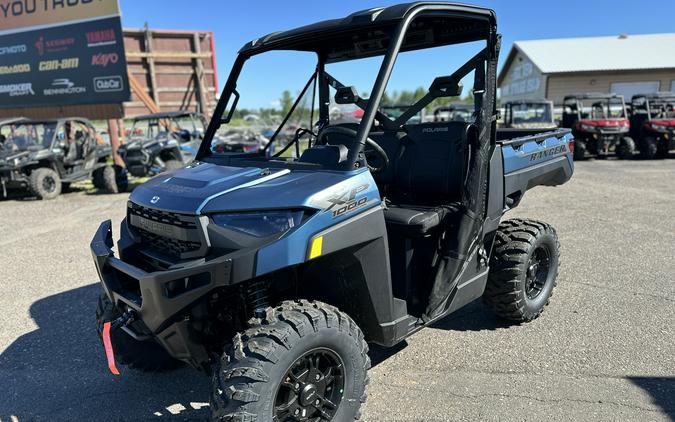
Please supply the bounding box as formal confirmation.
[102,310,137,375]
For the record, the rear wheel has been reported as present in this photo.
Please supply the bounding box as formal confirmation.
[29,168,61,200]
[483,219,560,322]
[95,293,182,372]
[616,136,635,159]
[94,165,126,194]
[640,137,658,159]
[210,300,370,421]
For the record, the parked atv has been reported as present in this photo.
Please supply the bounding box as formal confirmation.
[432,103,474,122]
[92,3,574,420]
[119,111,207,177]
[502,100,556,129]
[562,93,634,160]
[629,92,675,158]
[0,117,126,199]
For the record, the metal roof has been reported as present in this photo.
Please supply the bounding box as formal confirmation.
[500,33,675,78]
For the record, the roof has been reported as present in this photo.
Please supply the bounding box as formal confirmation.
[499,33,675,82]
[631,91,675,100]
[564,93,624,101]
[239,2,496,62]
[133,110,197,120]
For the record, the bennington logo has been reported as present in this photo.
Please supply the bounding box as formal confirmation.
[91,52,119,67]
[43,78,86,96]
[93,75,123,92]
[527,144,569,161]
[86,29,116,47]
[422,127,449,133]
[0,44,26,55]
[0,82,34,96]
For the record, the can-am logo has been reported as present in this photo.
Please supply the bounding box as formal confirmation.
[91,52,119,67]
[35,36,75,56]
[86,29,116,47]
[43,78,86,96]
[0,44,26,55]
[0,82,34,96]
[93,75,123,92]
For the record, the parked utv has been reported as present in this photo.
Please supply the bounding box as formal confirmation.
[432,103,473,122]
[381,104,425,124]
[562,93,634,160]
[92,3,574,420]
[119,111,207,177]
[629,92,675,158]
[502,100,556,129]
[0,117,125,199]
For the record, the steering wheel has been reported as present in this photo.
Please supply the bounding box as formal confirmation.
[316,126,389,174]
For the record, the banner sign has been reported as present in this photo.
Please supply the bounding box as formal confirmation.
[0,0,129,108]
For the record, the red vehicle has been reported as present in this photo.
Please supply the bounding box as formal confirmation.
[562,93,634,160]
[629,92,675,158]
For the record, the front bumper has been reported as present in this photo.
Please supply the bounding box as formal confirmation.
[91,219,255,367]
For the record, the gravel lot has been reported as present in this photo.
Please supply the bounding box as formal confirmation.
[0,158,673,422]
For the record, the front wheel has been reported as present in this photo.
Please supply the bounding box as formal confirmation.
[483,219,560,322]
[573,140,586,160]
[640,137,658,159]
[211,300,370,421]
[616,136,635,159]
[29,168,61,200]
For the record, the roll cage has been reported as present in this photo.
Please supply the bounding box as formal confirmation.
[197,2,499,170]
[630,92,675,120]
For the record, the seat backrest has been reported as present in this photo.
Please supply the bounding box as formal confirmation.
[394,121,468,203]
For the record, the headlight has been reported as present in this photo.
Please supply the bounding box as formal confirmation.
[652,124,667,131]
[580,124,596,132]
[211,211,303,238]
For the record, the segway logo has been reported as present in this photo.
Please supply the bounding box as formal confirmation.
[323,183,370,218]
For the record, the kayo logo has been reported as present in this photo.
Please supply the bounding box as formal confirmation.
[91,52,119,67]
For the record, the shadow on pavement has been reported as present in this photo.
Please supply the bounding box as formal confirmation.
[0,283,210,422]
[430,300,515,332]
[627,376,675,421]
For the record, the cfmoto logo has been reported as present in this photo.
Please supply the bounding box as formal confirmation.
[150,196,160,204]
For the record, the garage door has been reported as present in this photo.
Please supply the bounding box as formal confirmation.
[610,81,660,99]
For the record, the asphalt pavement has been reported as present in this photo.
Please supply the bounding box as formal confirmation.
[0,158,673,421]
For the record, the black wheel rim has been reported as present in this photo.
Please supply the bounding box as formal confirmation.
[42,176,56,193]
[525,246,551,300]
[274,347,345,421]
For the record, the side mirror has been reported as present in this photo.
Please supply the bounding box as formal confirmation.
[335,86,360,104]
[429,76,463,98]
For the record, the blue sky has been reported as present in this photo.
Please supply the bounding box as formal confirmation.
[119,0,675,109]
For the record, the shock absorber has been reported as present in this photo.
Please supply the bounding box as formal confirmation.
[245,280,270,317]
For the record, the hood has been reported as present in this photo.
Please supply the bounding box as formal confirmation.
[649,118,675,127]
[129,161,357,215]
[578,118,628,127]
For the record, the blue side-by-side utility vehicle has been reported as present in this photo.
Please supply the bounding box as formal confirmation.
[92,3,574,420]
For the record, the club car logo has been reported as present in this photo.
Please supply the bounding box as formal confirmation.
[43,78,86,96]
[322,183,370,218]
[93,75,123,92]
[86,29,117,47]
[0,82,34,96]
[91,52,119,67]
[0,44,27,55]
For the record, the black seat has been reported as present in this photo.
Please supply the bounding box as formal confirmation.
[382,121,469,237]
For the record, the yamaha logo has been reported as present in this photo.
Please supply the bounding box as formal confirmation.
[150,196,160,204]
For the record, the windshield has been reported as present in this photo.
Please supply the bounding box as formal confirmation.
[510,102,553,124]
[633,97,675,119]
[0,122,56,152]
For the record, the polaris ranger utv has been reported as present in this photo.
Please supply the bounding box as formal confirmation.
[629,92,675,158]
[502,100,556,129]
[92,3,574,420]
[0,117,125,199]
[562,93,634,160]
[119,111,207,177]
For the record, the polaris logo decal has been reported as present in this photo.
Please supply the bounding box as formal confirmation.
[422,127,449,133]
[526,144,568,161]
[150,196,160,204]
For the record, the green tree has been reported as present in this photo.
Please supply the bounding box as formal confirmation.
[280,90,294,115]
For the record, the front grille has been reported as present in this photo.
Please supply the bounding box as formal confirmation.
[135,226,202,257]
[128,202,204,259]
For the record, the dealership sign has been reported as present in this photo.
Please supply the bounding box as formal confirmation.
[0,0,129,108]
